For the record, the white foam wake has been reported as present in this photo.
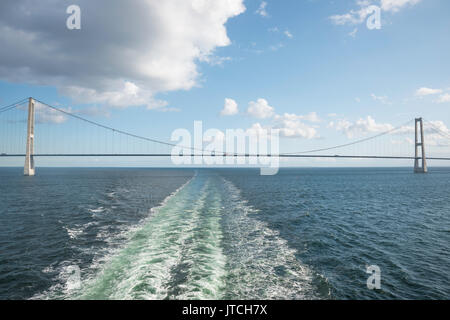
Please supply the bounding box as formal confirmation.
[219,178,318,299]
[33,174,197,300]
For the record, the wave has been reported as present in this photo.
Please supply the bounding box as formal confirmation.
[63,226,84,240]
[219,178,319,299]
[74,174,199,300]
[34,172,319,300]
[167,178,227,299]
[88,207,105,213]
[33,174,196,300]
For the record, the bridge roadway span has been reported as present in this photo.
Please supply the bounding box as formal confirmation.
[1,154,450,161]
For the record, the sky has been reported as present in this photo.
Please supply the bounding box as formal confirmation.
[0,0,449,168]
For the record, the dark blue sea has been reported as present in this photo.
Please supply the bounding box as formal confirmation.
[0,167,449,299]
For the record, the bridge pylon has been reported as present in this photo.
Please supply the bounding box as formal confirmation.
[24,97,35,176]
[414,117,427,174]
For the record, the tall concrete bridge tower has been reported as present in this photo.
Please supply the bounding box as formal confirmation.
[24,97,35,176]
[414,117,427,173]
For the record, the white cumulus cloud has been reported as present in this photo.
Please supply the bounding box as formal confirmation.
[330,6,372,25]
[220,98,239,116]
[256,1,268,17]
[435,93,450,104]
[371,93,390,104]
[380,0,422,12]
[416,87,443,96]
[244,99,320,139]
[247,98,275,119]
[330,0,421,26]
[0,0,246,109]
[284,30,293,39]
[329,116,394,138]
[272,114,320,139]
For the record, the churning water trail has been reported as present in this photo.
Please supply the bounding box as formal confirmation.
[73,175,206,299]
[2,168,448,300]
[219,178,318,299]
[38,172,317,300]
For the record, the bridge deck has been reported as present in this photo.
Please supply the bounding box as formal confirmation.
[1,154,450,161]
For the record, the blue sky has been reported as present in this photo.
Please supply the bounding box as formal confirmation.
[0,0,449,167]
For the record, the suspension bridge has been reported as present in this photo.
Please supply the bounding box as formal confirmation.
[1,97,450,176]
